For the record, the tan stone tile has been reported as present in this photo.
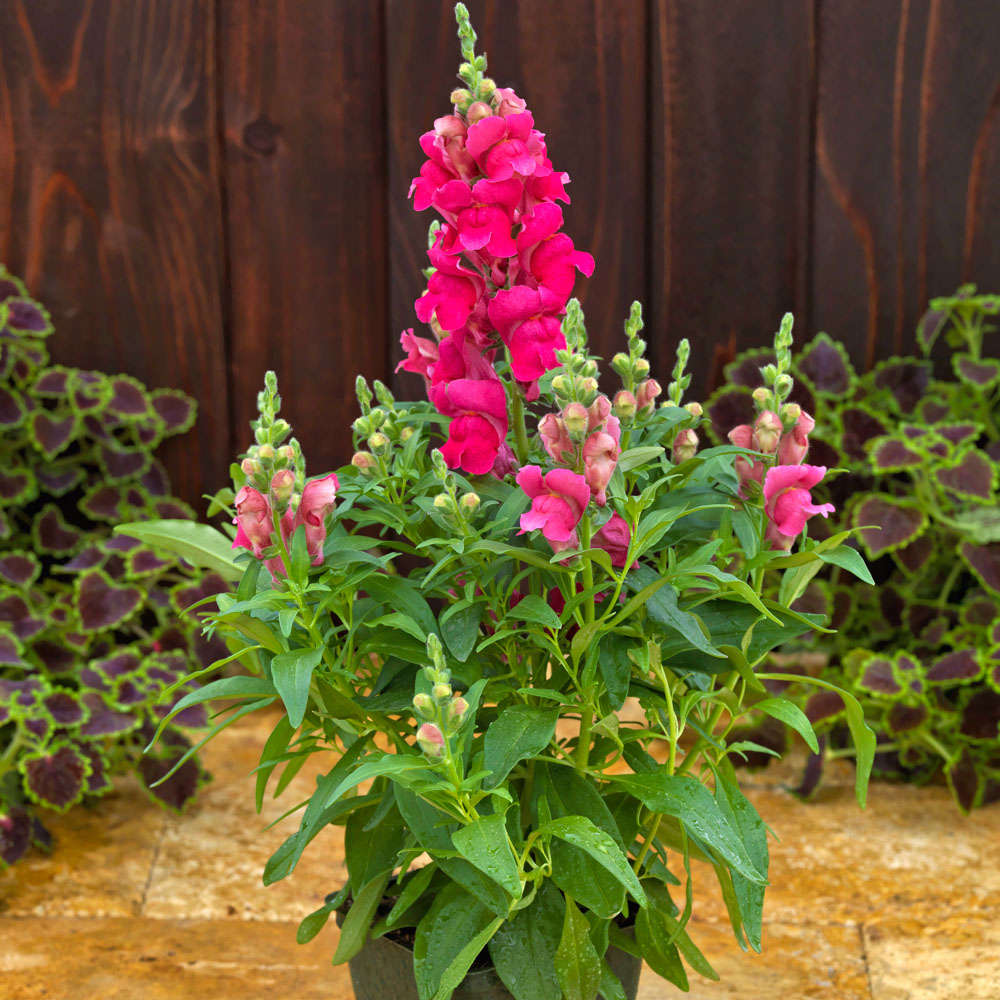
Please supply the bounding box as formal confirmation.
[635,920,870,999]
[0,916,350,1000]
[144,738,347,922]
[864,916,1000,1000]
[0,781,166,918]
[692,783,1000,928]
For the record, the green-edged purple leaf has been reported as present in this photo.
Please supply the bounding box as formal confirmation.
[960,690,1000,741]
[0,466,34,505]
[140,461,171,497]
[885,703,927,734]
[31,639,76,674]
[0,592,30,625]
[106,376,148,419]
[945,748,981,813]
[123,486,150,511]
[150,389,196,435]
[796,334,854,395]
[14,615,45,641]
[70,371,108,413]
[33,367,71,396]
[99,444,150,481]
[916,306,949,354]
[872,358,931,414]
[918,397,950,423]
[1,678,43,708]
[154,699,209,728]
[725,349,775,388]
[140,736,207,812]
[0,268,28,302]
[30,410,77,458]
[82,414,113,442]
[75,570,142,631]
[114,677,147,708]
[81,484,126,522]
[804,691,844,725]
[0,629,25,667]
[127,548,172,576]
[58,546,105,573]
[858,657,901,696]
[154,498,196,520]
[959,542,1000,596]
[80,693,138,737]
[964,597,999,627]
[938,450,996,502]
[841,407,889,462]
[171,573,228,615]
[43,690,87,726]
[33,505,83,554]
[0,386,26,427]
[0,808,32,866]
[26,714,54,742]
[132,421,162,448]
[953,354,1000,390]
[20,744,90,812]
[927,650,981,685]
[869,436,922,472]
[35,464,83,495]
[6,297,52,335]
[934,423,981,448]
[0,552,40,588]
[852,495,927,558]
[707,387,755,443]
[893,535,935,576]
[93,650,142,679]
[105,534,141,554]
[80,745,112,796]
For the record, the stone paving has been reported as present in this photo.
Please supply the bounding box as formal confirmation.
[2,710,998,999]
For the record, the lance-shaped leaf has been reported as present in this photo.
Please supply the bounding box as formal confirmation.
[115,519,242,582]
[959,541,1000,596]
[872,358,931,414]
[489,879,563,1000]
[32,505,83,555]
[75,570,143,631]
[938,449,996,502]
[795,333,854,394]
[554,897,601,1000]
[852,494,927,558]
[20,743,91,812]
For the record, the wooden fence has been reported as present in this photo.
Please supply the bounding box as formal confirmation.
[2,0,999,507]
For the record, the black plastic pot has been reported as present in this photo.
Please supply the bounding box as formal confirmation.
[337,913,642,1000]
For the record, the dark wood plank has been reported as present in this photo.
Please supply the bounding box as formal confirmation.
[386,0,649,398]
[219,0,389,474]
[0,0,230,509]
[649,0,816,396]
[813,0,1000,368]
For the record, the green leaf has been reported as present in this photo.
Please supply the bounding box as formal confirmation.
[367,611,427,643]
[414,883,496,1000]
[753,697,819,754]
[612,771,766,884]
[538,817,646,908]
[270,647,322,728]
[432,915,505,1000]
[326,752,430,807]
[483,705,558,789]
[818,544,875,585]
[617,445,665,473]
[554,898,601,1000]
[255,715,296,811]
[598,634,634,711]
[385,863,437,929]
[452,813,522,898]
[114,519,242,581]
[505,594,562,630]
[627,566,723,659]
[440,602,484,662]
[637,905,688,989]
[296,885,348,944]
[363,575,438,637]
[489,880,564,1000]
[332,871,391,964]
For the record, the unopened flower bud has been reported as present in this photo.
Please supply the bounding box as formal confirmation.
[367,432,389,455]
[611,352,630,375]
[241,457,262,477]
[582,360,598,378]
[450,88,472,107]
[479,77,497,94]
[400,426,415,441]
[780,402,802,428]
[270,469,295,503]
[352,451,376,474]
[432,682,452,701]
[277,445,295,462]
[633,358,650,378]
[563,402,589,439]
[353,416,371,436]
[753,411,783,454]
[272,419,290,437]
[412,693,435,720]
[257,444,275,461]
[636,379,662,413]
[580,377,599,396]
[459,492,480,514]
[433,494,454,514]
[551,374,568,393]
[752,387,770,406]
[684,402,703,418]
[774,373,794,398]
[435,114,466,138]
[416,722,445,758]
[445,697,469,732]
[613,390,637,421]
[672,428,699,464]
[466,101,493,123]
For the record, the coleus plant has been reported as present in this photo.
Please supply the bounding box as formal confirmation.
[141,9,876,999]
[0,267,231,867]
[707,287,1000,811]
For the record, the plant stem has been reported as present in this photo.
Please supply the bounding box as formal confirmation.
[575,705,594,772]
[632,811,663,874]
[510,380,530,465]
[579,517,595,625]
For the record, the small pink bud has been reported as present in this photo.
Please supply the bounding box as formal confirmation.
[434,114,467,139]
[241,457,261,477]
[753,411,783,455]
[672,428,699,463]
[270,469,295,504]
[613,390,637,421]
[466,101,493,124]
[459,492,480,513]
[563,402,589,439]
[416,722,445,758]
[412,693,435,719]
[587,395,612,432]
[277,444,295,462]
[445,697,469,733]
[352,451,376,474]
[539,413,574,465]
[684,402,703,418]
[432,682,452,701]
[635,379,662,414]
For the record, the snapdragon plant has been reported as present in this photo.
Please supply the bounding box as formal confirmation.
[135,8,875,999]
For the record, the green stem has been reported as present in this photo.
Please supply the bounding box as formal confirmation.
[510,381,530,465]
[632,811,663,874]
[579,517,595,625]
[575,706,594,772]
[936,560,964,607]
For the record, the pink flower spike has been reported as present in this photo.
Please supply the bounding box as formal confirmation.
[233,486,274,557]
[517,465,590,552]
[776,408,817,465]
[763,464,835,540]
[294,473,339,563]
[488,285,567,381]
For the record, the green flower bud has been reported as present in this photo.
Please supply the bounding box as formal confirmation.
[351,451,376,474]
[416,722,445,759]
[633,358,650,378]
[459,492,480,514]
[400,426,415,442]
[611,352,631,376]
[752,386,770,406]
[432,682,452,701]
[563,402,589,439]
[257,444,275,461]
[613,390,637,421]
[434,493,454,513]
[368,432,389,455]
[412,693,435,720]
[276,444,295,463]
[684,401,703,418]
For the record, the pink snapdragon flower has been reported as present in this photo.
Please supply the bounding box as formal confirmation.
[466,111,544,181]
[728,423,766,490]
[517,465,590,553]
[539,412,574,465]
[233,486,276,557]
[433,378,508,475]
[593,513,633,568]
[415,239,489,332]
[295,474,339,563]
[396,330,440,391]
[516,203,595,308]
[582,416,621,505]
[763,464,835,549]
[435,178,521,257]
[776,408,816,465]
[488,285,566,381]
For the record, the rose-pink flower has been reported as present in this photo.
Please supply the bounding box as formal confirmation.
[233,486,274,557]
[516,203,595,308]
[539,412,574,465]
[414,239,488,333]
[434,179,520,258]
[517,465,590,552]
[466,111,539,180]
[395,329,439,393]
[728,422,766,489]
[763,464,835,541]
[593,513,633,568]
[433,378,508,476]
[293,473,339,563]
[582,417,622,506]
[488,285,566,381]
[776,409,816,465]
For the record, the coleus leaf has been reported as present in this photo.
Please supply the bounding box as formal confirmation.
[926,650,982,685]
[724,349,775,388]
[44,689,88,726]
[31,639,76,674]
[945,748,981,813]
[81,483,127,522]
[0,551,41,589]
[149,389,197,435]
[892,534,935,576]
[5,297,53,335]
[0,628,26,667]
[30,410,78,459]
[868,436,922,473]
[74,570,143,631]
[884,703,927,734]
[139,733,208,812]
[80,745,113,796]
[0,808,33,866]
[959,689,1000,741]
[953,354,1000,390]
[857,656,901,696]
[58,546,105,573]
[706,387,754,443]
[32,505,83,555]
[959,541,1000,596]
[99,444,150,482]
[0,385,26,427]
[963,597,999,627]
[33,366,72,396]
[937,449,996,502]
[35,464,84,495]
[140,461,171,497]
[0,464,34,505]
[19,743,91,812]
[91,650,143,679]
[127,548,173,576]
[872,358,931,414]
[803,690,844,725]
[933,423,982,448]
[80,693,138,737]
[105,375,149,419]
[840,407,889,462]
[794,333,854,395]
[916,305,950,354]
[852,494,927,558]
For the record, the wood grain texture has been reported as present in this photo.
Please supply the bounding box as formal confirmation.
[218,0,389,474]
[385,0,648,399]
[649,0,816,396]
[813,0,1000,367]
[0,0,230,508]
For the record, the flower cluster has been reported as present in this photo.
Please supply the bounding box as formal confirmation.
[232,374,338,580]
[412,635,469,761]
[398,15,593,477]
[727,316,834,549]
